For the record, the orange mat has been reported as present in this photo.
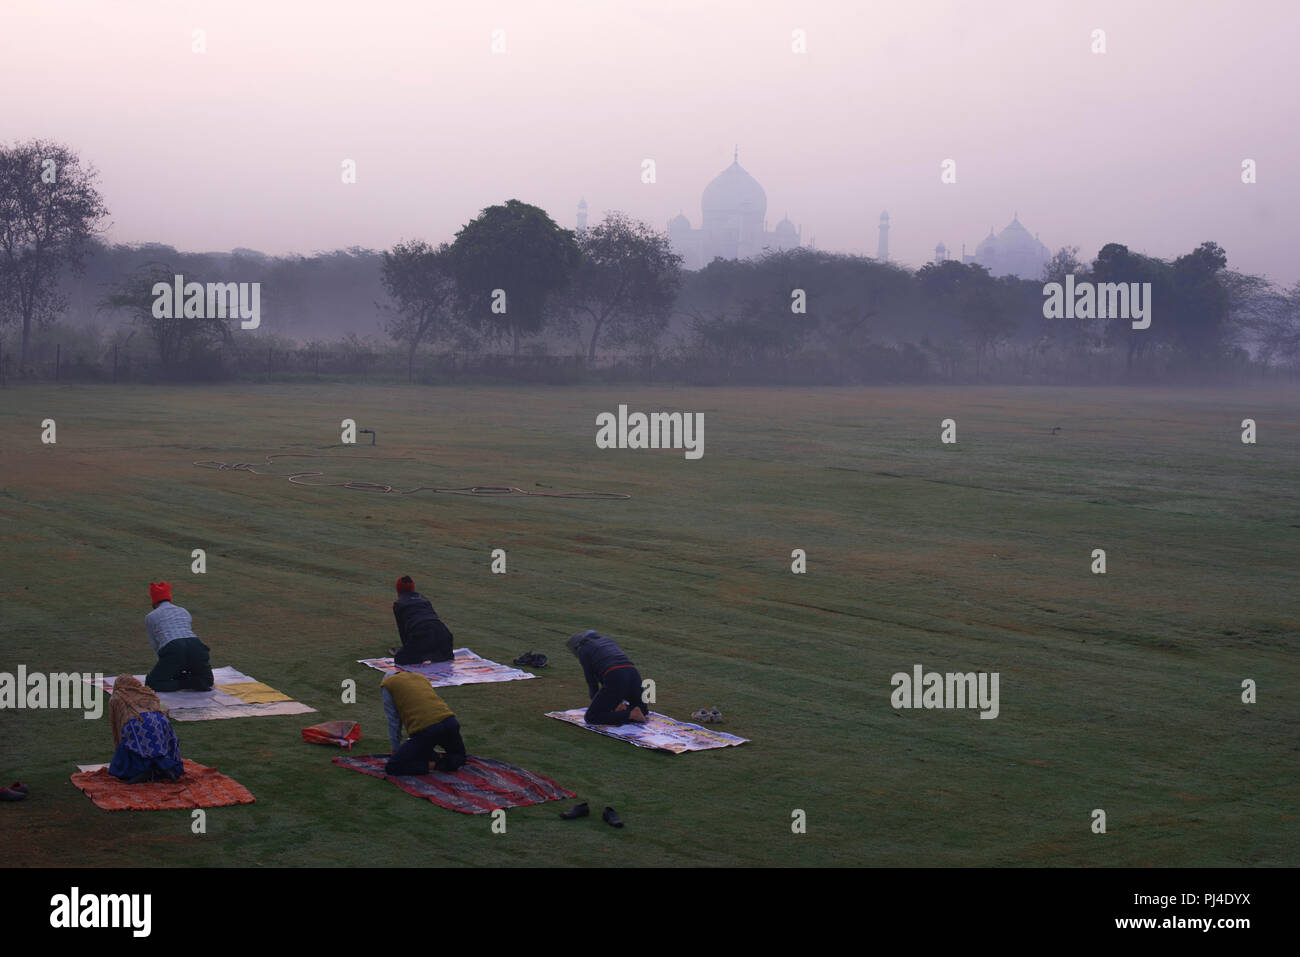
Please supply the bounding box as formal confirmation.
[70,759,255,811]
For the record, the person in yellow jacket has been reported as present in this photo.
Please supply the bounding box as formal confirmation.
[380,672,467,775]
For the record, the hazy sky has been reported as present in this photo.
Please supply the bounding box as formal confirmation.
[3,0,1297,282]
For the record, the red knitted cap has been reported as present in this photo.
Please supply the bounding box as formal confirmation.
[149,581,172,604]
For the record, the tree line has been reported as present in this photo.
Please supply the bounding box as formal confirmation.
[4,139,1299,385]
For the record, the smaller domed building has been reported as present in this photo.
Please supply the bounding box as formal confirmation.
[934,214,1050,279]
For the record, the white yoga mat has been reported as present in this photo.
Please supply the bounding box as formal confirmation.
[357,648,536,687]
[545,709,749,754]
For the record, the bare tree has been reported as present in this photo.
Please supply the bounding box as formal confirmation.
[1224,272,1300,366]
[380,240,461,380]
[0,140,110,365]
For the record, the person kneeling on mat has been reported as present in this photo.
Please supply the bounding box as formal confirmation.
[391,576,455,665]
[567,630,649,725]
[381,671,467,775]
[108,675,184,784]
[144,582,214,692]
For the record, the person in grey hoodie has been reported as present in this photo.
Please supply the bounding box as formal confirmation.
[566,630,648,725]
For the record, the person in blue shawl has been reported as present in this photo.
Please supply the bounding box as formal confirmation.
[107,675,184,784]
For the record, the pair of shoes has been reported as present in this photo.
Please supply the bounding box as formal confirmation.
[692,707,724,724]
[0,782,27,802]
[512,652,548,668]
[559,802,624,828]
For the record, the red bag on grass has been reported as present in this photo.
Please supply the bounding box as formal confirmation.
[301,720,361,750]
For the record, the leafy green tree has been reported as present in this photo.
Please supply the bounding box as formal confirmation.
[380,240,459,379]
[568,212,681,360]
[916,259,992,300]
[448,199,579,355]
[1170,240,1228,363]
[960,286,1017,379]
[916,260,1003,378]
[1040,245,1095,355]
[1093,243,1172,374]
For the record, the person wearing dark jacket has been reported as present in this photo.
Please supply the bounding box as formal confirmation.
[566,630,648,725]
[391,576,455,665]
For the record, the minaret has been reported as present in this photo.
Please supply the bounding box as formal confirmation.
[877,210,890,261]
[576,198,588,239]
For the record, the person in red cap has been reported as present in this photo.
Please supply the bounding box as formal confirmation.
[144,582,214,692]
[390,576,455,665]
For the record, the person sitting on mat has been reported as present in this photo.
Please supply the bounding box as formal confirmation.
[391,576,455,665]
[108,675,184,784]
[566,630,649,725]
[144,582,214,692]
[380,671,467,775]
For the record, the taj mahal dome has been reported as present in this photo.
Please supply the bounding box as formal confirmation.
[665,149,803,270]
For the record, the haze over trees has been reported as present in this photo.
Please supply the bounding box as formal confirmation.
[4,144,1298,385]
[101,262,231,364]
[22,230,1300,385]
[0,139,109,364]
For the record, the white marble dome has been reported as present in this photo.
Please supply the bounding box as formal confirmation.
[702,159,767,219]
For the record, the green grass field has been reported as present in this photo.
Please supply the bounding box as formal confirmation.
[2,383,1297,867]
